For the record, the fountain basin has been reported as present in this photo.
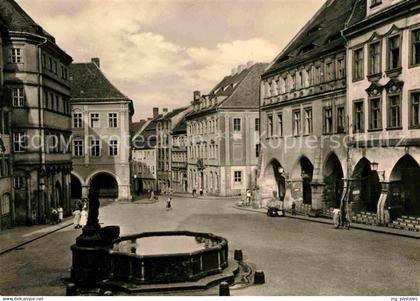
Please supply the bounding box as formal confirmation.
[109,231,229,284]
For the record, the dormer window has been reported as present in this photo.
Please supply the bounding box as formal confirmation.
[300,44,316,55]
[308,26,322,35]
[370,0,382,8]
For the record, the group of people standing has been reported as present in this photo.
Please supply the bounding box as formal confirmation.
[50,206,63,224]
[72,200,88,229]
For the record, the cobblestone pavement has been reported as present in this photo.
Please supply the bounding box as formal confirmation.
[0,196,419,296]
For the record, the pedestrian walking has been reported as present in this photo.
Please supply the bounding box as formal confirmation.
[166,196,172,210]
[246,189,252,206]
[291,201,296,216]
[199,187,203,196]
[51,208,59,224]
[192,187,197,198]
[150,190,155,201]
[80,207,88,227]
[73,207,81,229]
[57,206,63,223]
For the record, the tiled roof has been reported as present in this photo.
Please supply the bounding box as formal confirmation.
[0,0,55,42]
[70,62,129,101]
[264,0,357,76]
[157,106,189,121]
[186,63,267,118]
[346,0,367,27]
[131,120,147,136]
[172,117,187,134]
[220,63,267,108]
[132,115,160,150]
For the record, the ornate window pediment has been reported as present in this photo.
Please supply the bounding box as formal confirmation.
[367,31,382,43]
[385,24,402,37]
[366,82,384,97]
[384,78,404,94]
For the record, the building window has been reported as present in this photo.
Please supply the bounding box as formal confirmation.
[277,113,283,137]
[337,106,345,133]
[411,91,420,127]
[90,138,101,157]
[353,48,364,81]
[108,113,118,128]
[90,113,100,128]
[369,42,381,75]
[73,113,83,128]
[325,62,334,81]
[1,195,10,215]
[323,107,333,134]
[13,177,25,189]
[388,94,401,128]
[371,0,382,7]
[108,140,118,156]
[354,101,364,133]
[234,171,242,183]
[9,48,23,63]
[388,35,401,70]
[411,29,420,66]
[233,118,241,131]
[12,88,25,107]
[293,109,301,136]
[73,139,84,157]
[13,132,27,152]
[369,98,382,130]
[267,115,273,137]
[255,118,260,131]
[1,111,10,135]
[55,95,60,112]
[255,144,260,158]
[337,58,345,79]
[304,108,312,135]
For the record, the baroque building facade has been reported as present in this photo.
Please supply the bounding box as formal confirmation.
[131,109,160,195]
[171,117,188,193]
[0,24,13,230]
[342,0,420,226]
[258,0,356,214]
[156,107,190,192]
[1,0,73,226]
[186,63,266,197]
[70,58,134,201]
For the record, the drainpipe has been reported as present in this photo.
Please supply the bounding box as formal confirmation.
[36,36,48,223]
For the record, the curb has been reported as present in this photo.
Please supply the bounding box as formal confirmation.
[233,206,420,240]
[0,221,74,256]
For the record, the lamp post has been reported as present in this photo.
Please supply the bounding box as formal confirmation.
[370,161,379,172]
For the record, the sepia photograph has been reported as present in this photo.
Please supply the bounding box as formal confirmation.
[0,0,419,298]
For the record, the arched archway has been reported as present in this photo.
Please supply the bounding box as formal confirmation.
[90,172,118,199]
[71,174,82,199]
[262,159,286,200]
[352,157,381,213]
[55,181,62,208]
[324,153,344,208]
[389,154,420,217]
[300,156,314,205]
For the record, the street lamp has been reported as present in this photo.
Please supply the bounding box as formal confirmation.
[278,166,284,174]
[370,161,379,171]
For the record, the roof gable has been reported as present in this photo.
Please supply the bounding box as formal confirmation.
[70,62,129,101]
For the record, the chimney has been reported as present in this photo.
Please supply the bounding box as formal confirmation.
[193,90,201,101]
[231,67,237,75]
[91,57,100,68]
[153,107,159,117]
[246,61,254,68]
[163,108,168,113]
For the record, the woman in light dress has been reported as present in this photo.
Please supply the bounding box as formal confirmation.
[79,206,88,228]
[73,207,81,229]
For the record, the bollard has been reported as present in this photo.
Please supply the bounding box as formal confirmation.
[254,270,265,284]
[234,249,243,261]
[219,281,230,296]
[66,283,77,296]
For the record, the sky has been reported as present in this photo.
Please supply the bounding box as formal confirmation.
[17,0,325,121]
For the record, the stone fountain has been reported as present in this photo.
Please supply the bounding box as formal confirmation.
[68,188,246,295]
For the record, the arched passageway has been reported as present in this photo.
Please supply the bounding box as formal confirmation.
[389,155,420,217]
[90,172,118,199]
[262,159,286,200]
[324,153,344,208]
[71,174,82,199]
[300,157,314,205]
[351,158,381,213]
